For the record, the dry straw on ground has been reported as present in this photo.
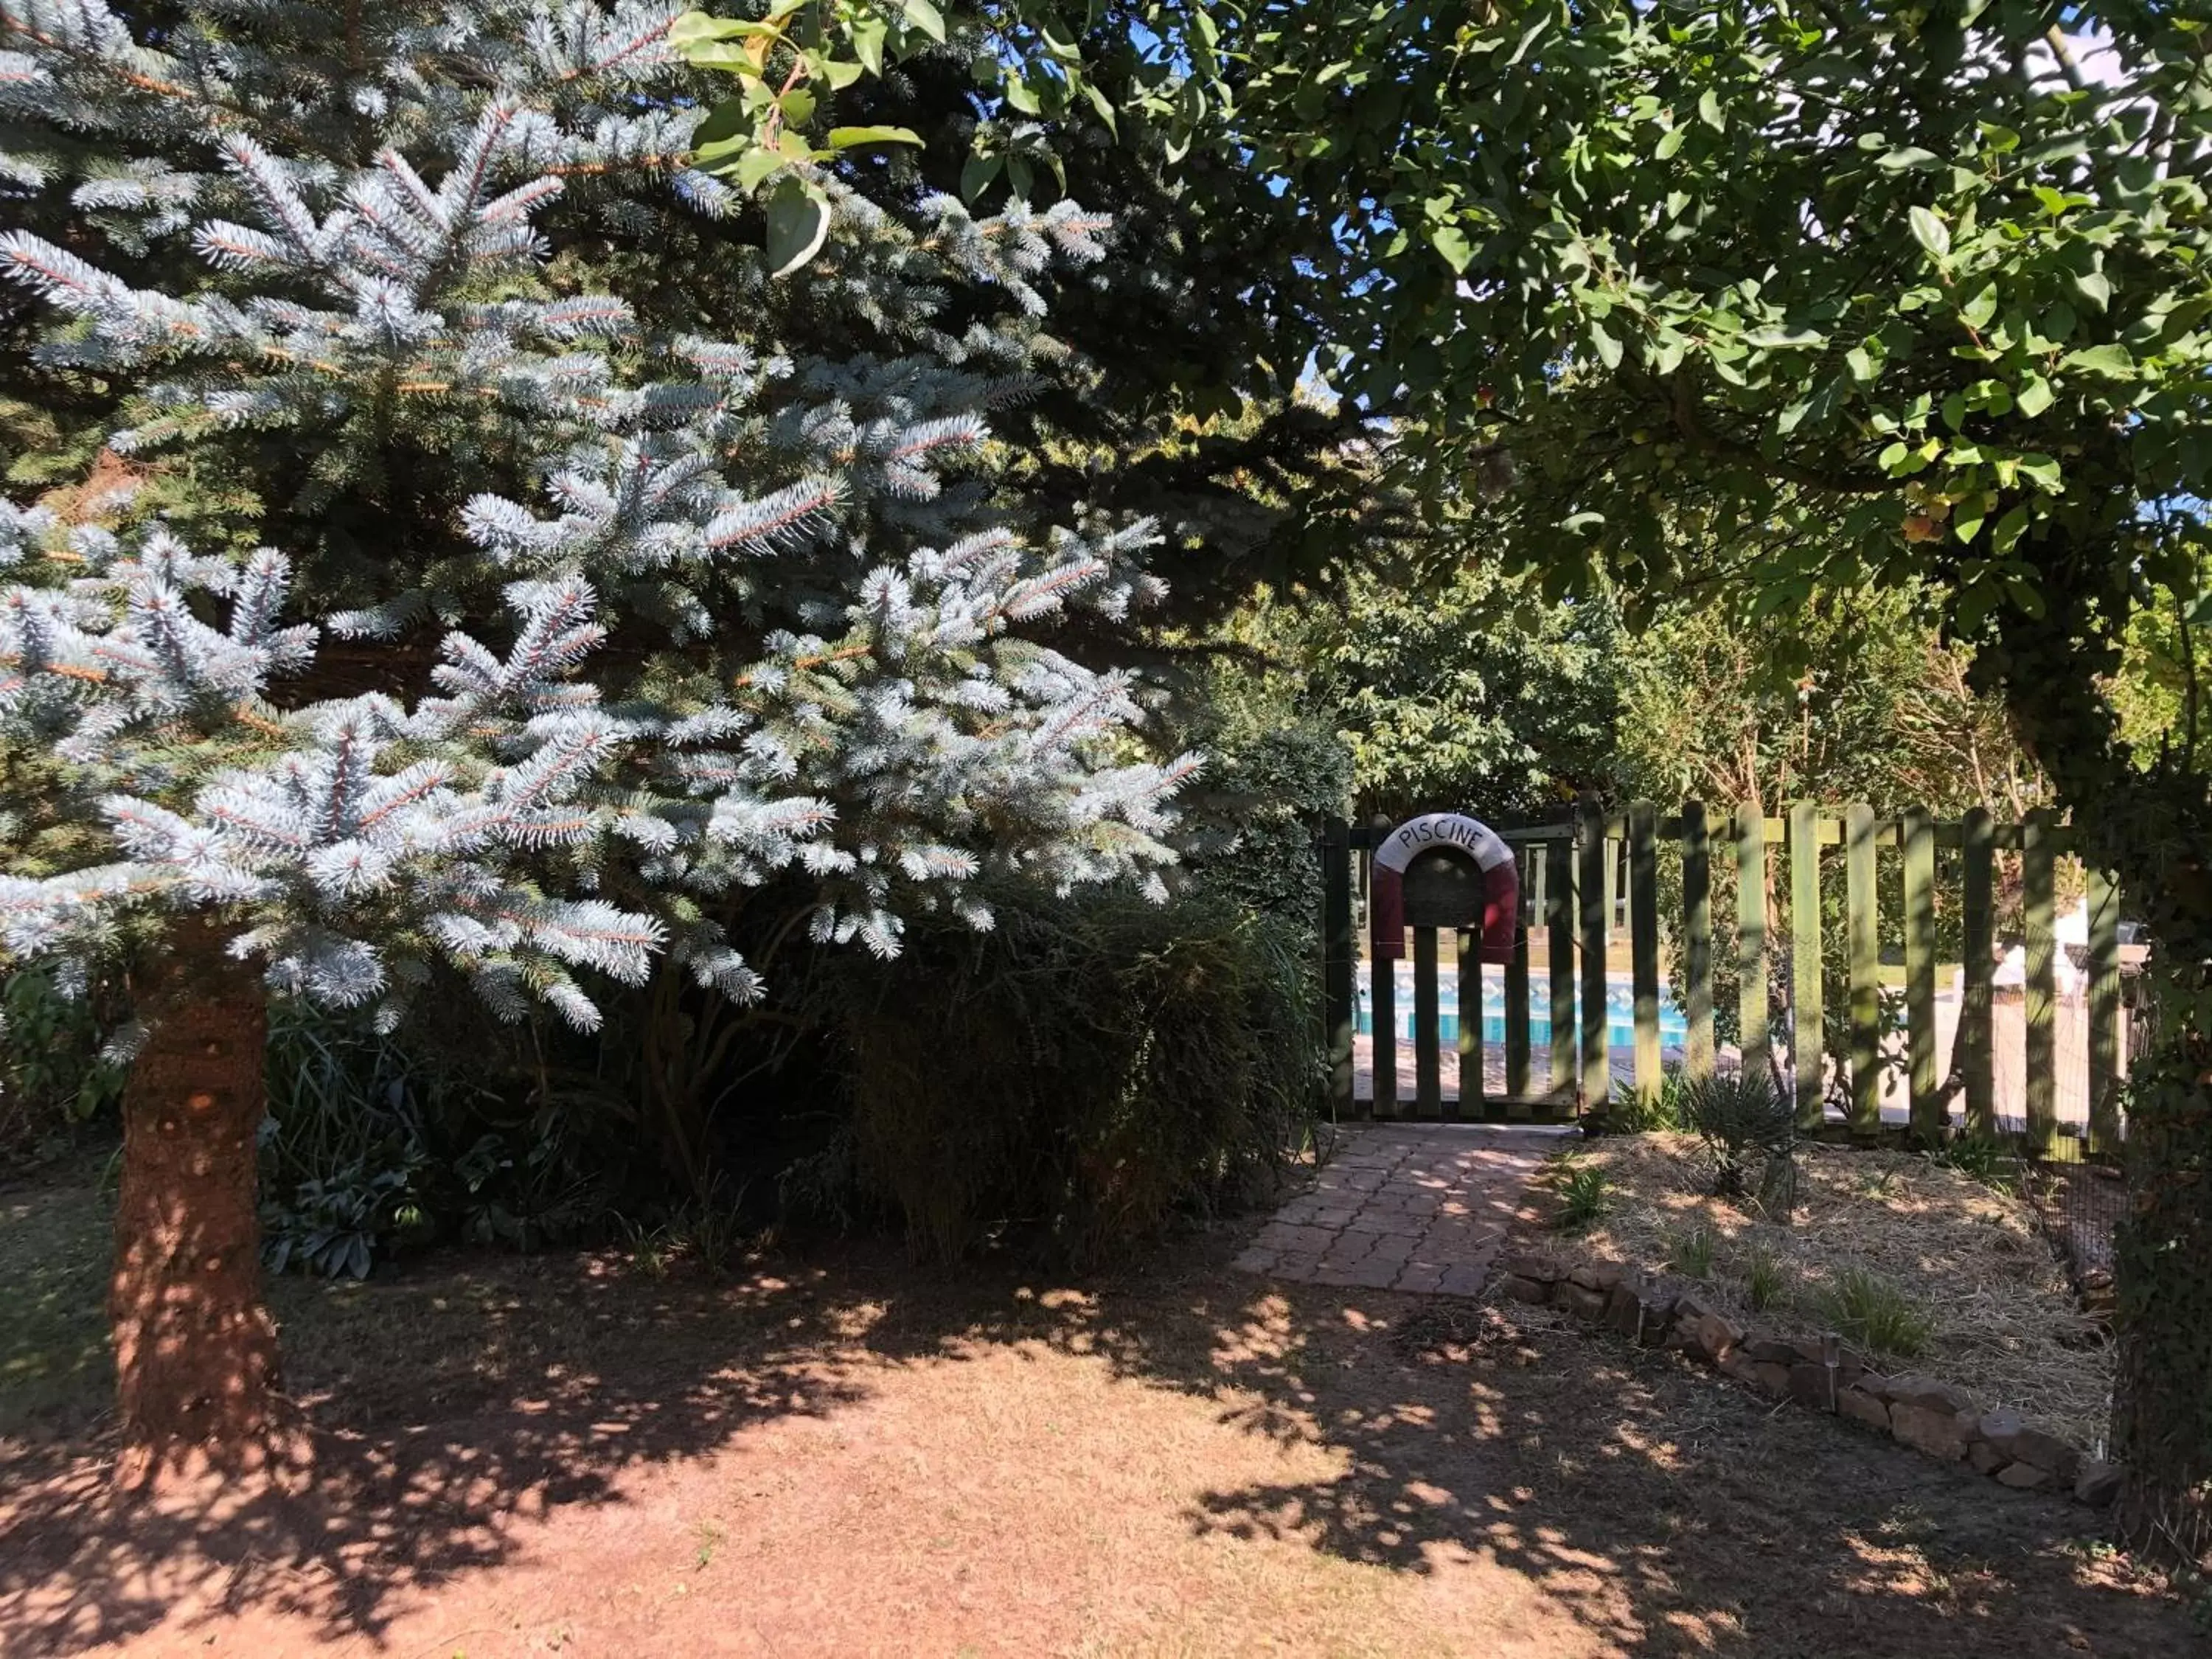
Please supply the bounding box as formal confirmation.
[1557,1133,2111,1452]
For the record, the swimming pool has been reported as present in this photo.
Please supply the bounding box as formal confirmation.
[1354,964,1689,1049]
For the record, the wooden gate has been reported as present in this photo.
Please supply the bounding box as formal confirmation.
[1319,800,2135,1157]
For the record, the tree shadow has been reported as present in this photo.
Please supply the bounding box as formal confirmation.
[848,1254,2192,1657]
[0,1217,2194,1656]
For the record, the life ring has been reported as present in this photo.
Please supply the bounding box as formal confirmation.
[1370,813,1520,964]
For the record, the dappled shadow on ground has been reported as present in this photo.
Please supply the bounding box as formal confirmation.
[0,1183,2194,1656]
[863,1262,2184,1657]
[0,1254,875,1653]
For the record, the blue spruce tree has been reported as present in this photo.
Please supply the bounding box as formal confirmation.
[0,0,1192,1467]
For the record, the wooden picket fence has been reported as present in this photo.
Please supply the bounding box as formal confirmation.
[1319,802,2134,1158]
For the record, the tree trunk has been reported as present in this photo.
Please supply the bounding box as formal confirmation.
[110,916,283,1477]
[2110,1009,2212,1567]
[1974,540,2212,1571]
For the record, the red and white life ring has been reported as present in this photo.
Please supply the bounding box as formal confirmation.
[1370,813,1520,964]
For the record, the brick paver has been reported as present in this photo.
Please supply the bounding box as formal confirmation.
[1233,1124,1564,1296]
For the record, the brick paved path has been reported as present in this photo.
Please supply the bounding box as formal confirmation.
[1233,1125,1565,1297]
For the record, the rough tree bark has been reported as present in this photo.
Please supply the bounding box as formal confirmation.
[110,914,284,1478]
[1977,533,2212,1571]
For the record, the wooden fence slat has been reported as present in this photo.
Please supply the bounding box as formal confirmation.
[1961,807,1996,1137]
[2088,868,2123,1157]
[1547,838,1577,1105]
[1630,800,1663,1100]
[2024,809,2057,1155]
[1789,802,1823,1127]
[1739,806,1771,1085]
[1903,806,1941,1141]
[1321,818,1355,1118]
[1460,929,1485,1119]
[1371,818,1397,1120]
[1578,796,1610,1112]
[1414,926,1442,1119]
[1683,800,1715,1082]
[1846,802,1882,1130]
[1504,894,1531,1110]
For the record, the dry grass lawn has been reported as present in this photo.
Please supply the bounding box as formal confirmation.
[1545,1133,2110,1450]
[0,1165,2194,1658]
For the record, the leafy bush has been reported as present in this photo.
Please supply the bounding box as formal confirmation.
[1812,1267,1933,1360]
[0,967,127,1168]
[258,1003,632,1277]
[1680,1072,1797,1198]
[807,884,1323,1265]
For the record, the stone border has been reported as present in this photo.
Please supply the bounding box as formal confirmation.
[1500,1253,2124,1508]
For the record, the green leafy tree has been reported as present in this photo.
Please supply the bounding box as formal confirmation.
[1279,560,1622,822]
[1187,0,2212,1559]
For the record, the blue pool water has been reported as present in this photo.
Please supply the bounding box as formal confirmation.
[1355,964,1688,1048]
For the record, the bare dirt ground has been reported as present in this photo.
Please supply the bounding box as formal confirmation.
[0,1175,2197,1658]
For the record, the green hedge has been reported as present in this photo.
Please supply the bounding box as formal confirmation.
[807,885,1324,1265]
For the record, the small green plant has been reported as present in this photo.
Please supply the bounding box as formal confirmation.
[1930,1131,2020,1194]
[1666,1225,1717,1279]
[1551,1164,1610,1231]
[1812,1267,1933,1359]
[1607,1071,1688,1134]
[1678,1072,1796,1198]
[693,1520,726,1571]
[1744,1240,1788,1312]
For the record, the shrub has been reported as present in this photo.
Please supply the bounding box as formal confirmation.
[0,967,125,1169]
[1812,1267,1933,1359]
[1680,1072,1797,1198]
[258,1002,635,1276]
[810,883,1322,1265]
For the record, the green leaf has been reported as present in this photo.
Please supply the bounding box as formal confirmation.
[817,58,865,90]
[1990,504,2030,554]
[1959,282,1998,329]
[764,175,832,278]
[959,151,1003,201]
[684,41,766,72]
[852,16,886,77]
[1430,223,1474,274]
[692,99,748,148]
[1082,80,1118,135]
[2072,271,2112,312]
[1845,344,1877,382]
[827,125,922,150]
[1004,74,1042,116]
[1590,321,1622,370]
[734,146,784,192]
[1877,146,1940,170]
[778,87,816,125]
[1655,127,1684,161]
[2015,373,2054,417]
[1743,327,1824,349]
[2062,343,2135,377]
[900,0,946,44]
[1909,206,1950,260]
[1007,154,1034,200]
[672,12,769,45]
[2017,453,2063,491]
[1697,88,1724,132]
